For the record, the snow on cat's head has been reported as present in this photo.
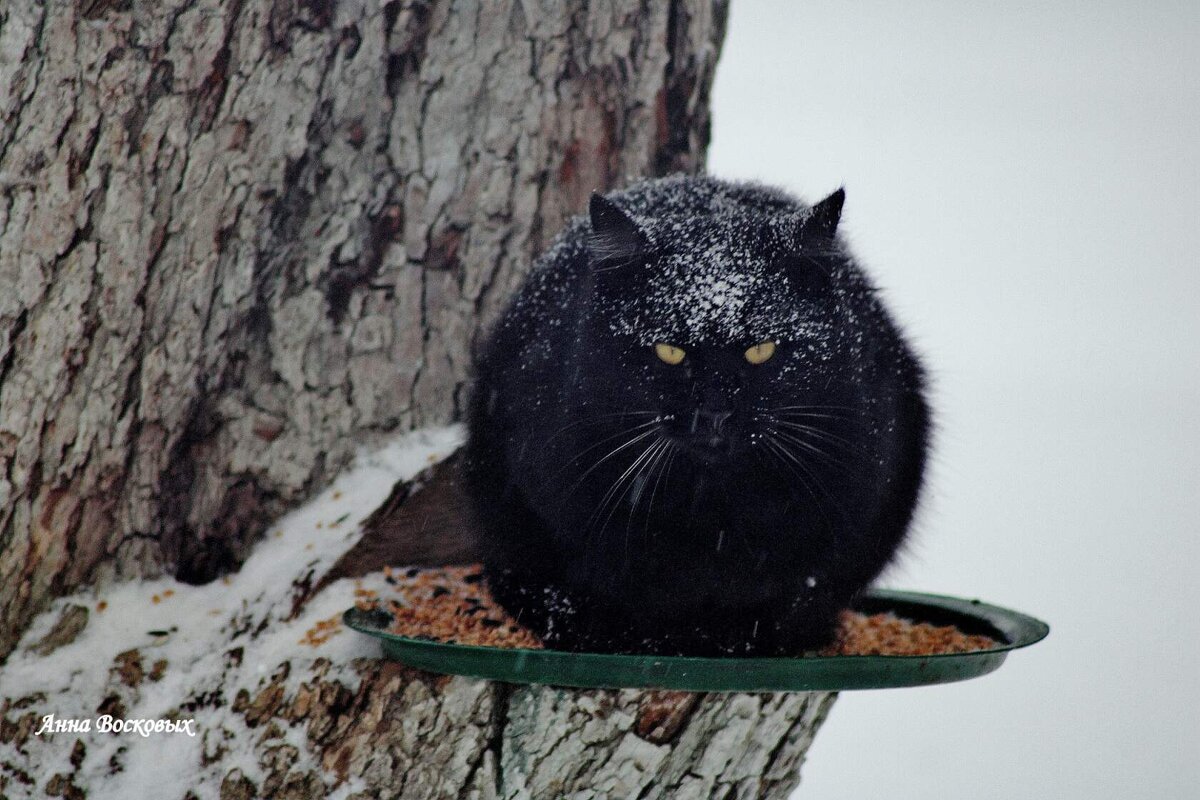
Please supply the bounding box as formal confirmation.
[586,184,846,349]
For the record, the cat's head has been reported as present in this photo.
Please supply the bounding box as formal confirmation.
[574,188,858,467]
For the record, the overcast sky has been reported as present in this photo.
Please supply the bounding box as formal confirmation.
[708,2,1200,797]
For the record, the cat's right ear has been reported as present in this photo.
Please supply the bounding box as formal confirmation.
[797,187,845,243]
[588,193,649,269]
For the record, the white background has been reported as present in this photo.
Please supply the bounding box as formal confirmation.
[707,2,1200,797]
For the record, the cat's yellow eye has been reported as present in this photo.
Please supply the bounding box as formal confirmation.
[654,343,686,365]
[744,340,777,364]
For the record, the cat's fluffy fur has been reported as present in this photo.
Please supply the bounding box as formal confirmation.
[464,176,929,656]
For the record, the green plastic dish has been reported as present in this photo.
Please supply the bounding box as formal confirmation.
[343,589,1048,692]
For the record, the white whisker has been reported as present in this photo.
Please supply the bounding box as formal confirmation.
[587,436,665,536]
[557,420,660,481]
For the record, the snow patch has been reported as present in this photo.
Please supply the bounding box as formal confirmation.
[0,425,464,798]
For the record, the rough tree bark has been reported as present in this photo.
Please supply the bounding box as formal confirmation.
[0,2,842,797]
[3,651,836,800]
[213,668,837,800]
[0,0,725,654]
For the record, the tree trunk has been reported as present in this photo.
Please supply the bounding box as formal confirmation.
[0,0,727,656]
[0,2,844,797]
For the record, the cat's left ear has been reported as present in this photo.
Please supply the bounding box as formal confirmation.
[588,193,650,269]
[798,187,845,241]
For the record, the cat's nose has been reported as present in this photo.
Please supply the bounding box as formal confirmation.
[690,409,733,436]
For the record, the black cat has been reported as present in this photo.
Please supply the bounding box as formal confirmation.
[464,176,929,656]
